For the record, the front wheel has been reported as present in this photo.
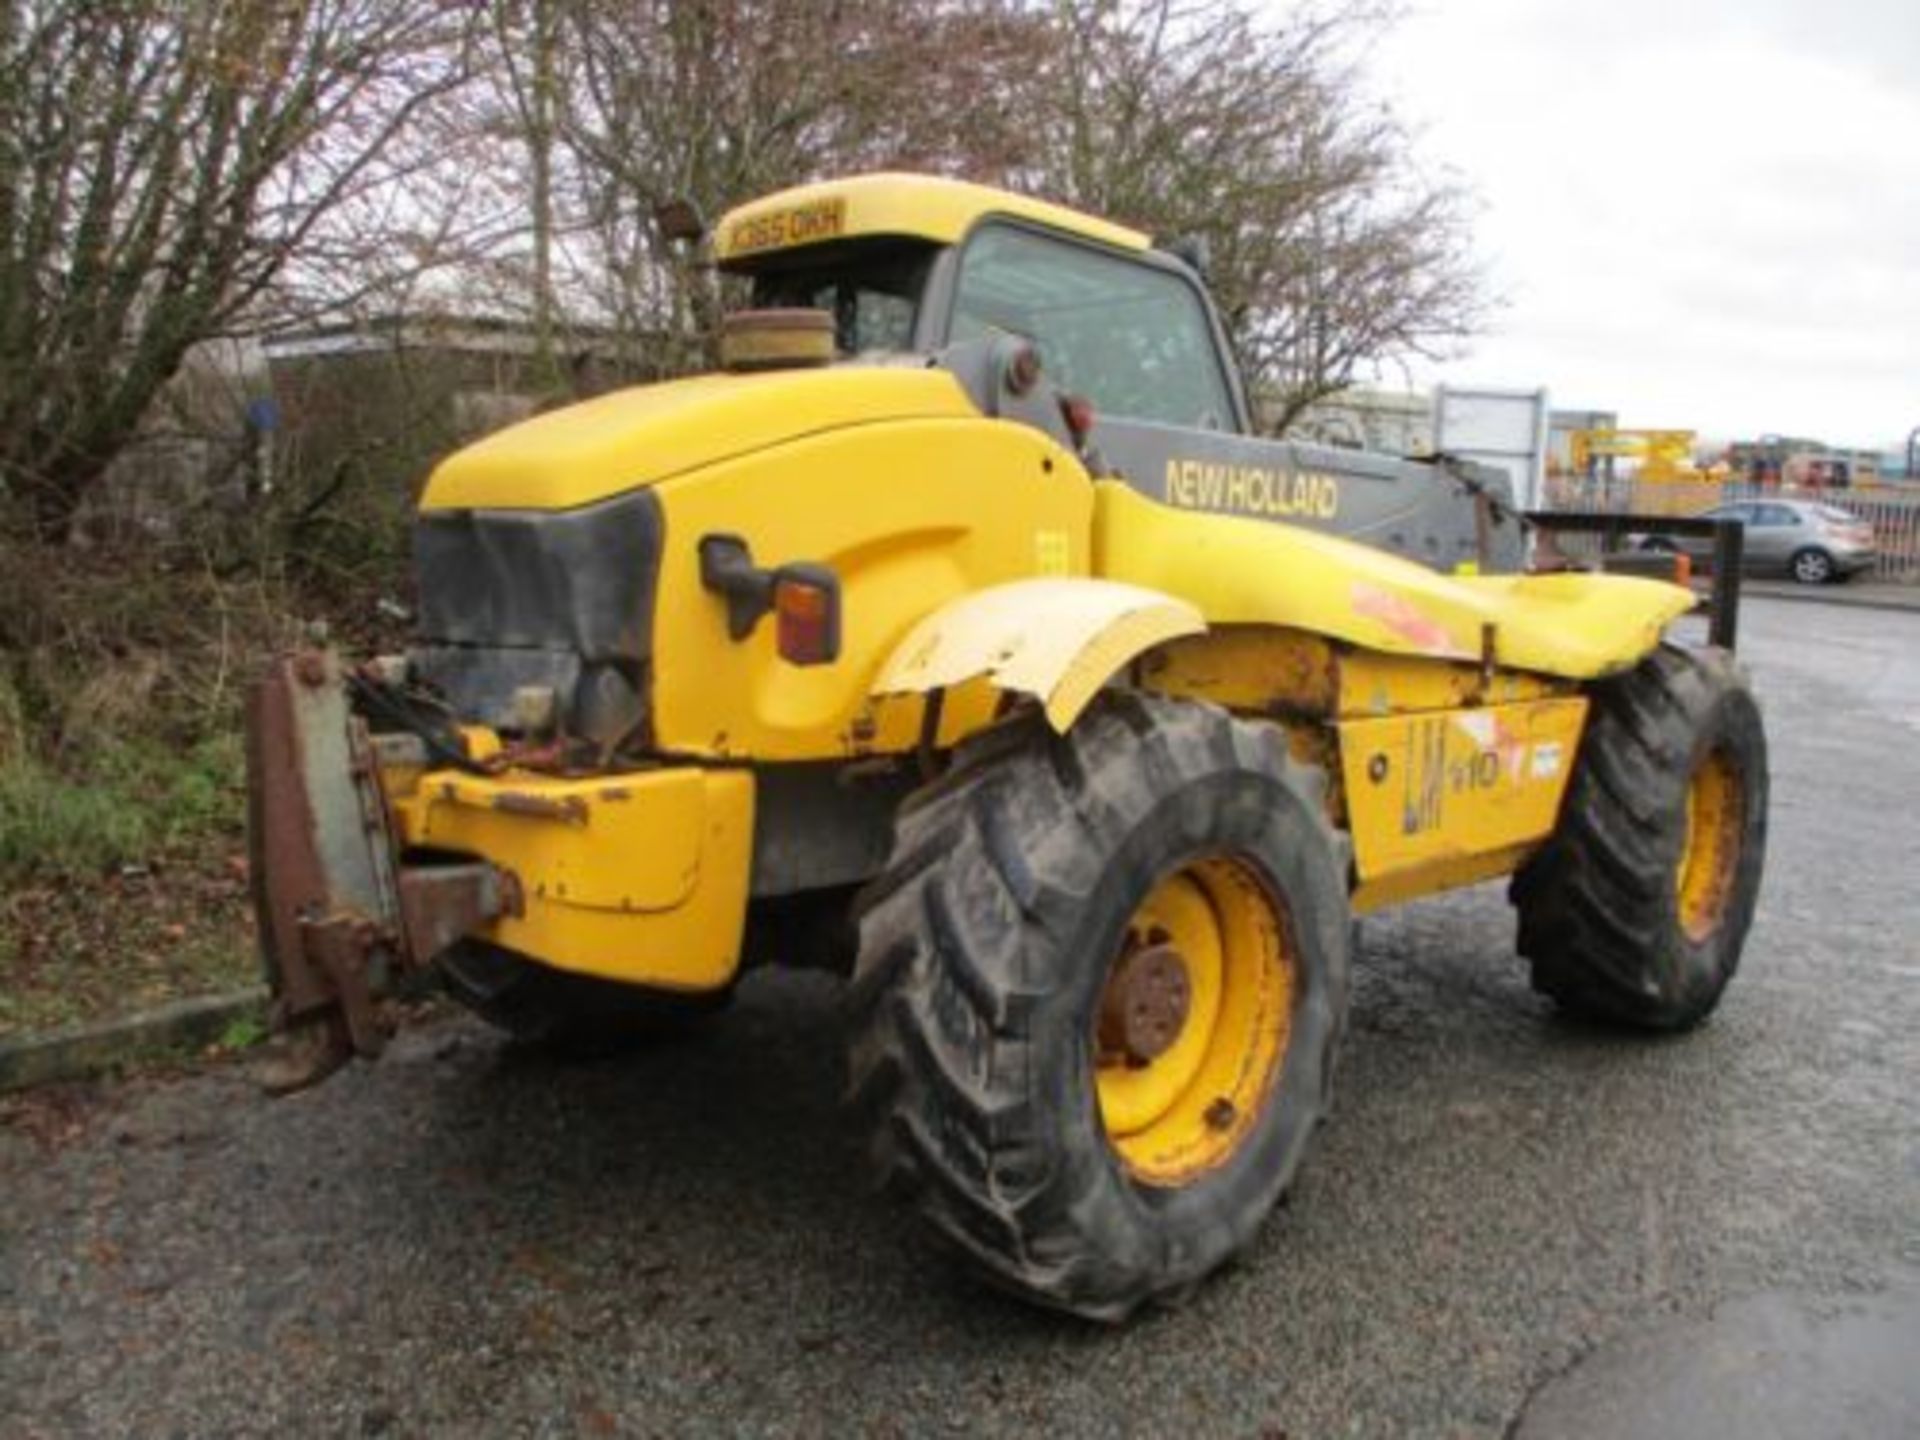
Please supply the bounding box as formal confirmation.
[848,695,1350,1321]
[1790,547,1835,584]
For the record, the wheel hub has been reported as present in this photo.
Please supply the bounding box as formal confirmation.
[1677,747,1744,942]
[1098,941,1193,1065]
[1092,858,1296,1188]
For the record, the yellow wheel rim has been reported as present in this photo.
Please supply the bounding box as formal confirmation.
[1093,856,1294,1187]
[1677,747,1744,943]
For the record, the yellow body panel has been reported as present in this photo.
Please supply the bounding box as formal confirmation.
[712,172,1150,266]
[1339,697,1588,911]
[1335,651,1570,716]
[1094,482,1692,680]
[419,367,977,512]
[1141,626,1572,720]
[393,765,754,990]
[651,417,1093,759]
[873,578,1205,731]
[1349,844,1541,915]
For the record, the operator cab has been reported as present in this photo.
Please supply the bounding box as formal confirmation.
[740,227,1239,433]
[716,173,1249,433]
[713,172,1519,573]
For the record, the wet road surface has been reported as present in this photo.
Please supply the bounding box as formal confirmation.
[3,597,1916,1437]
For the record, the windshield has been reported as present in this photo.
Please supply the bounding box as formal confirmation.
[949,224,1237,430]
[746,238,936,355]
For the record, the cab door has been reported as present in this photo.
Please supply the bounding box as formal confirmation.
[937,220,1506,574]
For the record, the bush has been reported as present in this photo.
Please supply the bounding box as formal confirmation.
[0,757,156,881]
[0,670,23,768]
[0,734,242,885]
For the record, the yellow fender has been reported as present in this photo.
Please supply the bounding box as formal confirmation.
[872,578,1205,732]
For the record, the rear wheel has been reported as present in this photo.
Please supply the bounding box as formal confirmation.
[438,940,727,1053]
[848,694,1349,1320]
[1511,645,1767,1029]
[1790,547,1835,584]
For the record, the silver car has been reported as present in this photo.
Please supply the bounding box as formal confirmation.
[1642,499,1878,585]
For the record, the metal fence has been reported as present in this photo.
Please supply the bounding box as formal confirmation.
[1540,476,1920,584]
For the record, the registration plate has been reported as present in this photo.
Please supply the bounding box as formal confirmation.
[726,197,847,256]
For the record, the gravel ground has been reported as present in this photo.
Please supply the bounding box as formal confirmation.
[2,597,1916,1439]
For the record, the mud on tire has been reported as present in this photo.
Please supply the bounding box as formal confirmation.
[846,693,1350,1321]
[1511,644,1768,1029]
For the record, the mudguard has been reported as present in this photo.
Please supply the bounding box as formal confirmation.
[871,577,1205,731]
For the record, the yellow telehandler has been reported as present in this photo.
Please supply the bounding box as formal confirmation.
[247,173,1767,1320]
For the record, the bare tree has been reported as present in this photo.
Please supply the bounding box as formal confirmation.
[1002,0,1484,433]
[0,0,475,541]
[472,0,568,390]
[540,0,1053,374]
[0,0,1480,538]
[525,1,1478,420]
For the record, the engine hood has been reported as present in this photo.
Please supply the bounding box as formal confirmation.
[420,365,978,513]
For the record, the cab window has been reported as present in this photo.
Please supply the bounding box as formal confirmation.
[948,224,1236,430]
[749,239,934,355]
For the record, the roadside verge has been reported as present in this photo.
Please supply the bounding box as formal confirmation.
[0,988,265,1093]
[1739,580,1920,614]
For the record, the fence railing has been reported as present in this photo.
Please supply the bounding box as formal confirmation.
[1540,476,1920,583]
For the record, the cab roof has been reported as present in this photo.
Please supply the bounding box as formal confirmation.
[712,172,1152,267]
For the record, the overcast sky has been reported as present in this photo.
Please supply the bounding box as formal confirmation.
[1351,0,1919,450]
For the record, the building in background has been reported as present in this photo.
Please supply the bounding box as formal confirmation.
[1723,437,1886,488]
[261,314,630,485]
[75,314,635,545]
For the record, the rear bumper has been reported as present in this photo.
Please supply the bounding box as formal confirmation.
[1831,547,1878,574]
[246,649,753,1089]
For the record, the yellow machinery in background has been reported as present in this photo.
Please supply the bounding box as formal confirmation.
[1568,427,1725,484]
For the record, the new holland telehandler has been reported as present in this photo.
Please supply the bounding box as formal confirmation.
[248,173,1767,1320]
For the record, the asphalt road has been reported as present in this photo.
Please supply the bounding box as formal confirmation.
[4,597,1917,1439]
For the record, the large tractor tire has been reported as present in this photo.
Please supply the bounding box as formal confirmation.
[848,694,1350,1321]
[439,940,726,1053]
[1512,644,1767,1029]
